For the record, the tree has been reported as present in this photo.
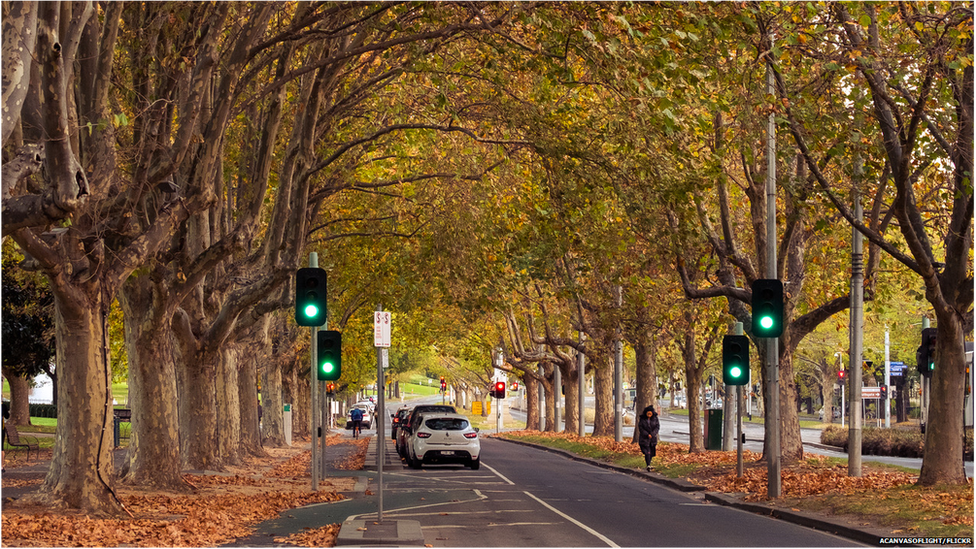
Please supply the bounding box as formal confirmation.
[772,2,972,485]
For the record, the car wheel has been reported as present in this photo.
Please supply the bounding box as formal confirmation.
[468,458,480,470]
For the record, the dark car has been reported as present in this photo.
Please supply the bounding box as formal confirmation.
[391,407,411,442]
[397,404,456,458]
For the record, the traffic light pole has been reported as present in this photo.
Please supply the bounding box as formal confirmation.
[849,192,864,477]
[764,43,781,499]
[309,256,320,491]
[735,322,744,478]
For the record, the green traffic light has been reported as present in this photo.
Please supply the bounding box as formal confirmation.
[759,316,774,330]
[729,365,743,379]
[304,304,319,318]
[321,362,334,374]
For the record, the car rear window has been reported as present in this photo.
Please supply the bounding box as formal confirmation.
[424,418,469,431]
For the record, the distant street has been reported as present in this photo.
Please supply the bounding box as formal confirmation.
[505,400,974,476]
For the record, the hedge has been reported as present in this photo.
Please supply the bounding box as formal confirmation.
[821,425,974,460]
[28,403,57,418]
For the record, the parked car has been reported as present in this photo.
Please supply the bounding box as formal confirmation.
[405,412,480,469]
[391,406,411,442]
[398,404,456,458]
[345,404,372,430]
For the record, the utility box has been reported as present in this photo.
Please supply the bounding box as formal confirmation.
[705,409,723,450]
[283,403,292,446]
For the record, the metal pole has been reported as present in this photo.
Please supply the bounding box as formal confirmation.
[578,332,586,438]
[309,253,319,491]
[885,326,891,428]
[764,38,781,499]
[376,304,385,522]
[321,316,328,480]
[849,194,864,477]
[614,286,623,442]
[554,367,562,431]
[735,322,744,477]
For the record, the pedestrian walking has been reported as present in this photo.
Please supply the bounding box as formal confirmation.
[637,405,660,471]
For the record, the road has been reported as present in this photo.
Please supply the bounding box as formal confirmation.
[285,397,861,547]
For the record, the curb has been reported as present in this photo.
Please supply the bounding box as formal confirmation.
[705,492,896,546]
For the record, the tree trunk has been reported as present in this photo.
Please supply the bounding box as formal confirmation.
[22,289,122,515]
[561,365,579,434]
[919,315,968,485]
[685,361,704,453]
[777,343,804,462]
[6,374,32,425]
[630,330,658,443]
[524,370,540,430]
[262,359,285,446]
[180,354,221,470]
[592,355,613,436]
[118,275,186,490]
[217,348,242,466]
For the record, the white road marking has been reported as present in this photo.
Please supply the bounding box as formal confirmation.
[522,491,620,548]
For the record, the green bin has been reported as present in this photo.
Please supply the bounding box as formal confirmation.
[705,409,723,450]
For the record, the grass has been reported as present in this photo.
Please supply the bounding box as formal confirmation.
[665,407,825,429]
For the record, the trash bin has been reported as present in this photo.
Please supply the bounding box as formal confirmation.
[705,409,723,450]
[283,403,292,446]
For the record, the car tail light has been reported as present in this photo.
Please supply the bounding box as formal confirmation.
[417,432,431,438]
[464,432,478,439]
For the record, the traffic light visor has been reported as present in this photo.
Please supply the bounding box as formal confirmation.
[751,279,784,338]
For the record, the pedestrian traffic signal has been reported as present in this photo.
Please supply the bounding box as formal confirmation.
[722,335,749,385]
[316,330,341,381]
[918,327,936,376]
[295,268,328,326]
[494,381,506,399]
[838,369,846,381]
[751,279,783,338]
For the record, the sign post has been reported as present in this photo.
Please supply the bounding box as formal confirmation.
[374,307,390,522]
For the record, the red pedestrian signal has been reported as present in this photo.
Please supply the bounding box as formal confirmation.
[838,369,846,381]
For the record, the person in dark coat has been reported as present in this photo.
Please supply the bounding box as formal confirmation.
[637,405,660,471]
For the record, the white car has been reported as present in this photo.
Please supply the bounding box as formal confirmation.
[345,404,372,430]
[406,412,480,469]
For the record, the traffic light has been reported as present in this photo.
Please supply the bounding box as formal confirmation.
[879,385,887,399]
[494,381,506,399]
[440,377,447,391]
[326,383,336,396]
[722,335,749,386]
[512,380,519,391]
[918,328,936,376]
[316,330,341,381]
[295,268,328,326]
[838,369,846,381]
[751,279,783,338]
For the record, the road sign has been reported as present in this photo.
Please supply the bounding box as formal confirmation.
[374,311,391,348]
[862,386,881,399]
[889,361,906,376]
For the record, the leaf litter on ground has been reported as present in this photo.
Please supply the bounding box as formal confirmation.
[1,434,370,547]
